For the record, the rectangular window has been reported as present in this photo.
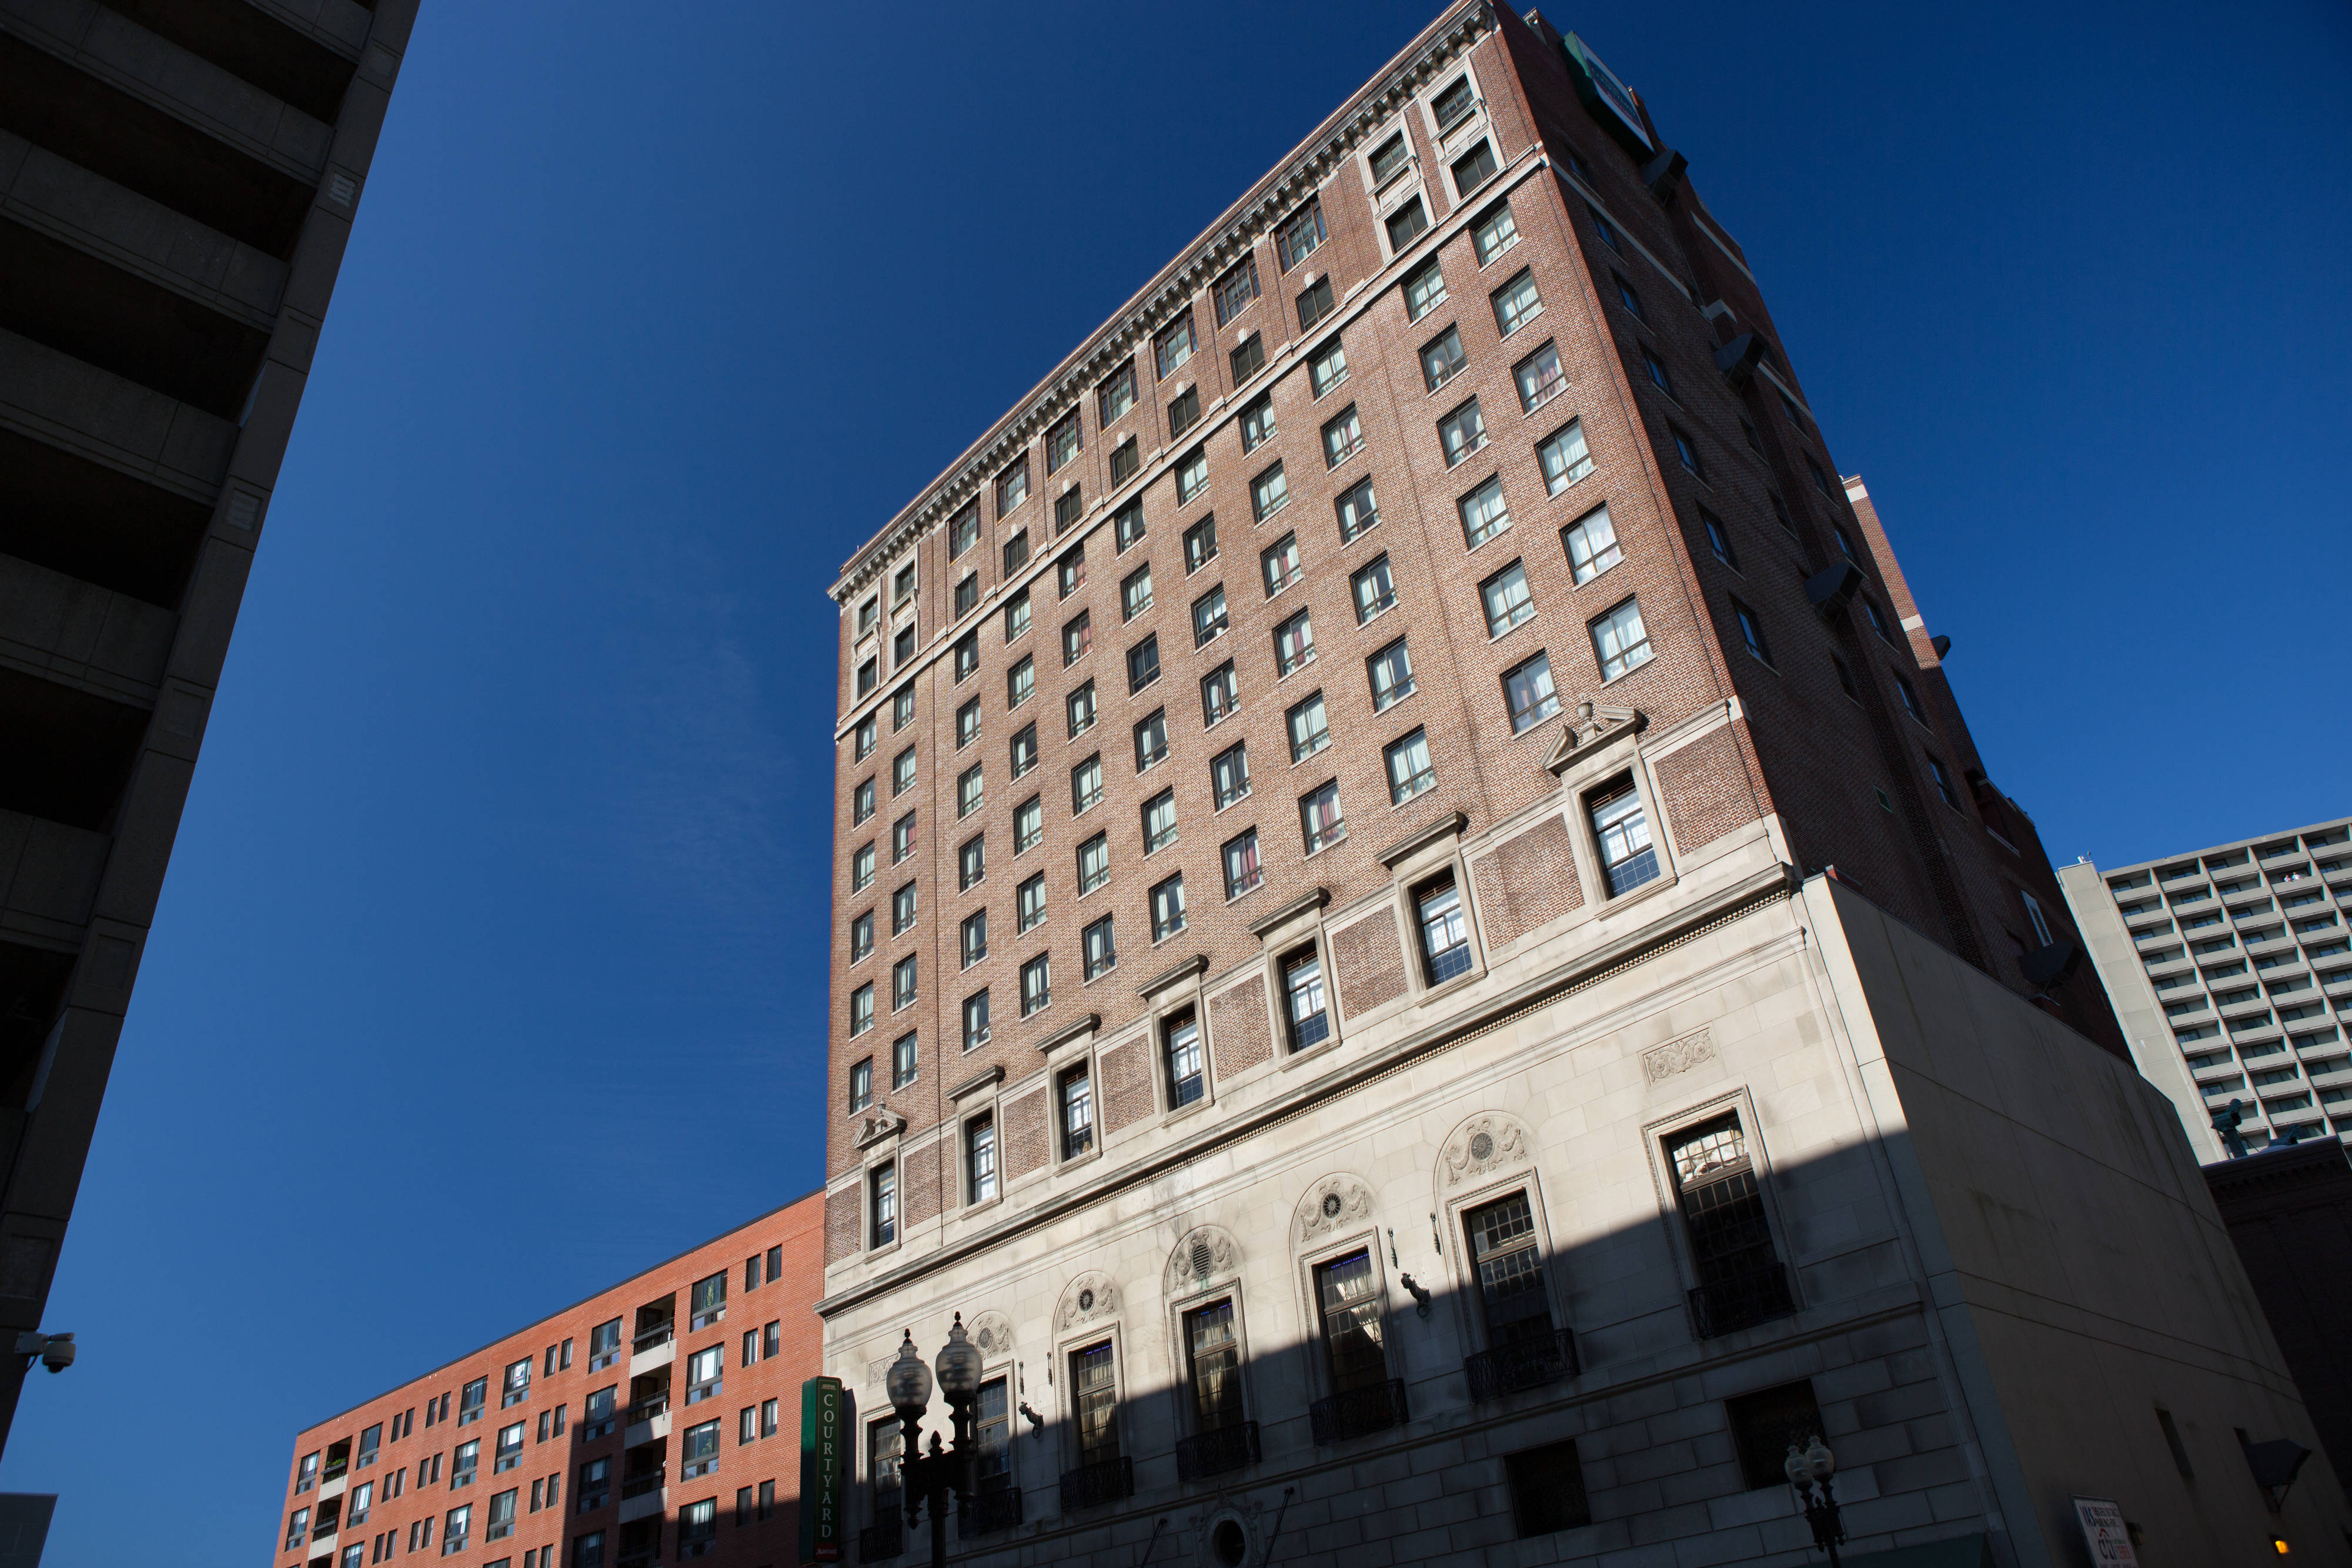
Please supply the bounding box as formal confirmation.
[848,1059,873,1112]
[1067,679,1097,737]
[1056,486,1084,533]
[1671,424,1705,479]
[503,1359,532,1407]
[1288,691,1331,762]
[1078,832,1111,894]
[955,573,980,617]
[1017,872,1046,932]
[1418,878,1474,984]
[1060,1063,1094,1158]
[1732,597,1773,664]
[1214,255,1259,323]
[1504,652,1559,733]
[1011,723,1038,777]
[1110,436,1140,486]
[855,717,876,760]
[1300,781,1347,855]
[1143,790,1179,854]
[1386,728,1436,804]
[1314,1250,1387,1395]
[1063,611,1091,666]
[1666,1114,1788,1329]
[1471,199,1518,262]
[1185,1299,1244,1433]
[1151,873,1187,941]
[1212,743,1251,808]
[1482,561,1534,636]
[1192,585,1229,647]
[1276,198,1326,269]
[956,700,981,750]
[893,623,916,668]
[1608,269,1645,320]
[1098,361,1136,425]
[963,988,991,1050]
[1251,462,1290,521]
[958,764,984,819]
[974,1379,1011,1492]
[1275,610,1315,677]
[1352,554,1396,623]
[1893,671,1927,723]
[1403,257,1447,321]
[893,814,916,862]
[1439,399,1488,466]
[495,1422,524,1472]
[1175,445,1209,505]
[1309,337,1348,397]
[1014,794,1043,853]
[850,910,872,962]
[997,457,1030,516]
[892,747,916,797]
[1321,404,1365,468]
[1047,410,1081,473]
[588,1321,622,1373]
[1224,830,1263,898]
[1452,139,1498,196]
[1240,392,1277,452]
[1070,1341,1122,1466]
[460,1379,488,1425]
[1127,633,1161,693]
[1184,516,1218,571]
[2023,890,2054,948]
[1591,780,1660,894]
[1155,310,1197,379]
[967,1113,997,1203]
[453,1439,480,1485]
[1562,503,1620,583]
[1334,479,1380,542]
[1458,475,1509,546]
[893,954,917,1011]
[1073,754,1104,814]
[1700,506,1738,566]
[1021,954,1052,1016]
[1419,325,1465,390]
[1592,597,1652,680]
[1515,342,1565,412]
[870,1162,897,1247]
[1369,130,1411,186]
[1297,276,1335,330]
[1538,421,1592,494]
[1261,533,1302,596]
[1385,195,1428,251]
[953,630,980,681]
[1008,656,1035,708]
[961,910,988,968]
[1004,530,1031,577]
[1230,332,1265,385]
[1164,1008,1204,1106]
[1809,457,1836,498]
[1134,709,1169,771]
[893,1031,917,1088]
[1432,73,1476,131]
[848,983,873,1036]
[1491,269,1542,336]
[1367,638,1415,710]
[1643,347,1675,399]
[442,1506,470,1555]
[1168,386,1201,439]
[893,882,917,935]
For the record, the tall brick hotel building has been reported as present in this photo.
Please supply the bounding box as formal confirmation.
[816,5,2344,1565]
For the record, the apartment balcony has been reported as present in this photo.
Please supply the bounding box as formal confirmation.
[1689,1262,1798,1339]
[619,1469,666,1524]
[956,1486,1023,1537]
[1465,1328,1581,1403]
[1309,1379,1409,1445]
[1058,1457,1134,1514]
[858,1517,904,1561]
[630,1334,676,1378]
[1174,1421,1260,1483]
[318,1475,346,1500]
[623,1402,670,1449]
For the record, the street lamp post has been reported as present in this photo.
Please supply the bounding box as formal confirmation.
[1784,1434,1846,1567]
[888,1316,984,1568]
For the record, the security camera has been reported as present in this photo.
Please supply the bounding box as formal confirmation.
[39,1333,72,1374]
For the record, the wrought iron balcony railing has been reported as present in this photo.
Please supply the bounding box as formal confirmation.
[1058,1456,1134,1514]
[1175,1421,1260,1482]
[1465,1328,1579,1402]
[1308,1378,1408,1445]
[1688,1262,1797,1338]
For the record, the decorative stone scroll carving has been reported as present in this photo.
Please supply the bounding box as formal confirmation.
[1292,1174,1374,1244]
[1642,1028,1718,1084]
[1164,1226,1242,1299]
[1439,1111,1533,1187]
[969,1310,1015,1360]
[1056,1271,1120,1331]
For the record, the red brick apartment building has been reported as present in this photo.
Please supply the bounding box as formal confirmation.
[276,1193,821,1568]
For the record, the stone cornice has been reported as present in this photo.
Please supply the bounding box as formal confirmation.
[1247,887,1331,940]
[1136,954,1210,1001]
[1033,1013,1101,1058]
[1378,810,1469,870]
[948,1065,1005,1103]
[830,0,1494,604]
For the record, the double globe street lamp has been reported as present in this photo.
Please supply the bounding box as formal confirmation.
[1785,1434,1846,1566]
[886,1315,985,1568]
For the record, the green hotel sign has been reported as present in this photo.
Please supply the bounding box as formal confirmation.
[799,1377,851,1564]
[1561,32,1655,158]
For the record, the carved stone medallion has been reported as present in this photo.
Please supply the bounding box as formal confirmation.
[1057,1271,1120,1331]
[1440,1112,1532,1186]
[1293,1174,1374,1243]
[1164,1226,1241,1299]
[1642,1028,1718,1084]
[969,1310,1014,1359]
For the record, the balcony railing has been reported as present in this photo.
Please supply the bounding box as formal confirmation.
[858,1517,904,1561]
[1058,1456,1133,1514]
[633,1323,674,1352]
[1465,1328,1580,1403]
[679,1533,716,1560]
[1309,1379,1408,1445]
[1688,1262,1797,1338]
[621,1469,665,1500]
[956,1486,1024,1537]
[618,1553,654,1568]
[1175,1422,1259,1482]
[322,1458,348,1482]
[626,1395,669,1425]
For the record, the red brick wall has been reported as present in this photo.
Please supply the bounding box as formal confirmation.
[1208,975,1272,1080]
[1332,910,1408,1017]
[1099,1036,1154,1135]
[1472,815,1583,952]
[1003,1085,1049,1181]
[1655,726,1760,855]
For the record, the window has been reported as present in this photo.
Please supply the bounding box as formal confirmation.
[1214,255,1259,323]
[1251,462,1290,521]
[1192,585,1229,647]
[955,701,981,750]
[1004,530,1031,577]
[1078,832,1111,894]
[893,882,917,935]
[964,1113,998,1203]
[1591,781,1660,894]
[1831,653,1858,700]
[1261,533,1303,596]
[1230,332,1265,384]
[1317,333,1355,394]
[1386,728,1436,804]
[738,1403,757,1443]
[1098,360,1136,425]
[287,1508,310,1550]
[1452,139,1498,196]
[1297,276,1335,330]
[1184,516,1218,571]
[1056,486,1084,534]
[1163,1008,1204,1106]
[1313,1250,1385,1394]
[1110,436,1140,485]
[1504,652,1559,733]
[1642,346,1676,399]
[961,910,988,968]
[894,564,917,606]
[974,1380,1011,1495]
[1233,393,1279,455]
[1047,410,1081,473]
[1155,310,1197,379]
[1552,505,1623,586]
[848,1059,873,1112]
[453,1439,480,1485]
[1063,611,1091,666]
[963,989,990,1051]
[953,630,979,680]
[1862,596,1895,643]
[1275,610,1316,676]
[1067,679,1097,737]
[1276,198,1325,269]
[893,1031,917,1088]
[442,1506,470,1555]
[1021,954,1052,1016]
[1731,597,1773,664]
[1666,1114,1789,1331]
[1726,1381,1827,1492]
[1018,872,1046,931]
[1476,561,1536,638]
[1186,1299,1244,1437]
[955,573,980,617]
[1808,457,1836,499]
[1143,790,1179,854]
[1351,554,1396,623]
[1334,479,1380,542]
[1014,794,1043,853]
[1288,692,1331,762]
[1224,831,1264,898]
[1893,671,1927,723]
[1070,1340,1122,1469]
[1458,476,1509,546]
[1175,445,1209,505]
[495,1423,524,1473]
[358,1427,382,1470]
[1538,421,1593,494]
[486,1490,517,1543]
[853,716,876,761]
[1439,399,1488,466]
[1385,196,1428,251]
[1472,199,1519,263]
[503,1360,532,1408]
[1151,874,1187,941]
[958,765,983,819]
[1418,878,1474,984]
[1059,1064,1094,1158]
[1300,781,1347,854]
[1134,709,1169,771]
[1403,257,1447,322]
[1322,405,1365,468]
[1515,342,1565,411]
[1591,597,1652,680]
[997,457,1030,516]
[1072,754,1104,814]
[1127,634,1161,693]
[1432,73,1476,131]
[588,1321,623,1374]
[1168,386,1200,439]
[1927,754,1961,809]
[1830,521,1858,561]
[460,1379,488,1425]
[1588,202,1622,252]
[893,623,916,667]
[1367,639,1415,710]
[893,954,917,1011]
[1740,416,1763,453]
[1419,326,1465,391]
[2022,890,2054,949]
[850,910,873,962]
[1007,656,1035,708]
[1212,743,1251,808]
[1611,270,1645,321]
[1084,916,1117,980]
[1506,1439,1592,1537]
[891,748,916,798]
[349,1480,373,1524]
[1699,507,1738,566]
[1770,492,1798,536]
[1491,269,1542,336]
[1670,424,1705,479]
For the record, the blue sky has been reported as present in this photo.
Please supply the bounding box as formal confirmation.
[3,0,2346,1559]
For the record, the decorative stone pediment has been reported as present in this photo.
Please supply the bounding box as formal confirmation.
[1164,1225,1242,1299]
[854,1107,907,1149]
[1293,1174,1375,1244]
[1545,701,1643,775]
[1439,1111,1534,1187]
[1055,1272,1120,1332]
[968,1310,1015,1360]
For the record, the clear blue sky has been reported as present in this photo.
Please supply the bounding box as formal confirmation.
[4,1,2346,1559]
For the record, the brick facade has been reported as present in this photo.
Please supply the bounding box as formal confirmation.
[1471,814,1583,952]
[1331,909,1408,1017]
[1655,724,1759,855]
[1207,974,1272,1080]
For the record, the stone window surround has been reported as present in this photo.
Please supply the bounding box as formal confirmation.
[1249,890,1345,1073]
[1138,955,1215,1127]
[1639,1087,1803,1325]
[1158,1233,1260,1446]
[1544,703,1684,918]
[948,1065,1006,1222]
[1433,1139,1568,1359]
[1050,1302,1128,1473]
[1290,1187,1402,1406]
[1378,810,1488,1010]
[1034,1012,1105,1179]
